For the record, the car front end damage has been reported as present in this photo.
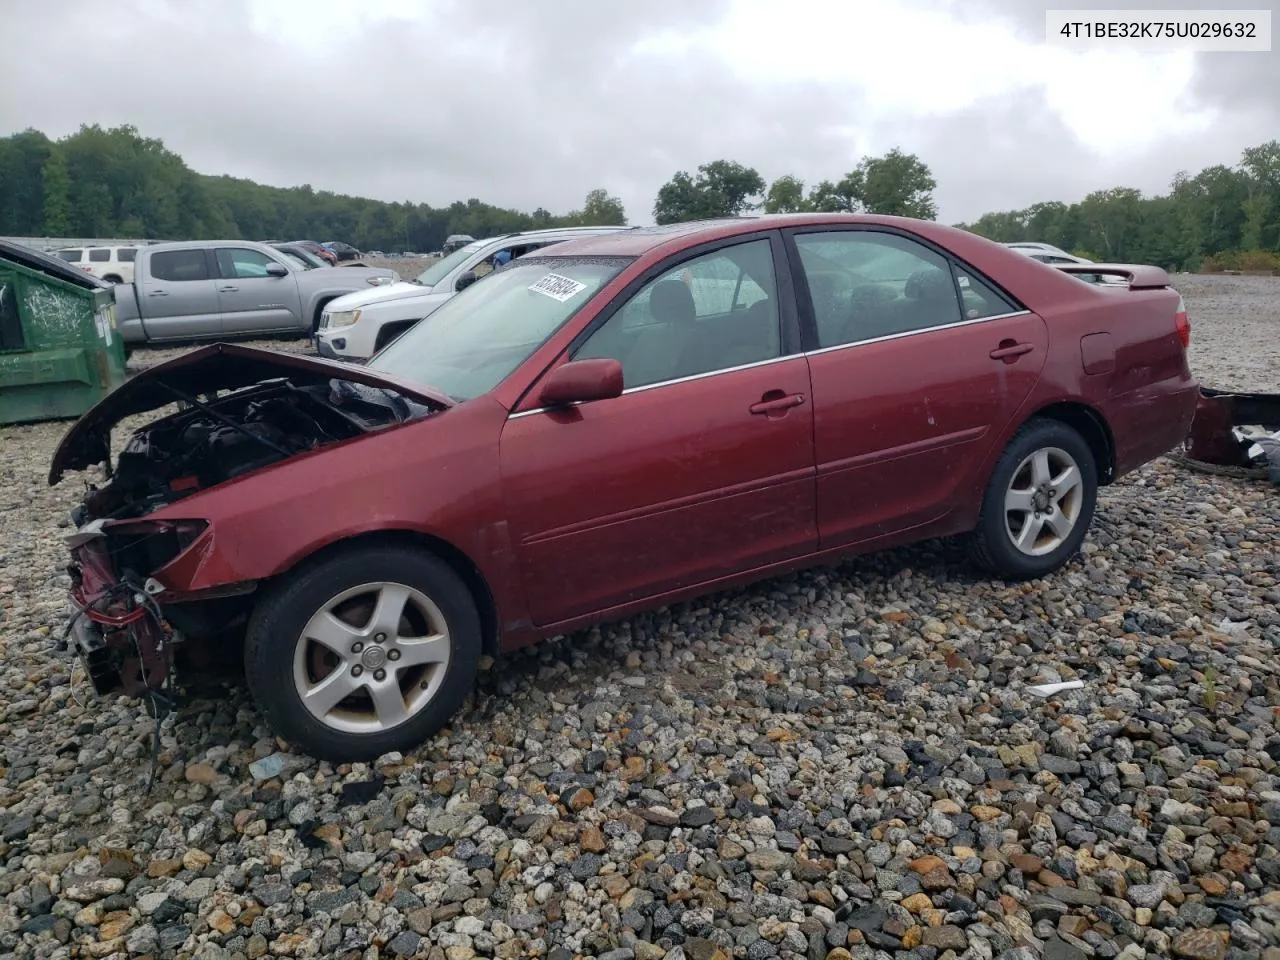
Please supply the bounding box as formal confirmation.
[49,342,451,719]
[62,518,206,706]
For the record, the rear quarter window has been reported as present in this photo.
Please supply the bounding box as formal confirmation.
[117,248,138,263]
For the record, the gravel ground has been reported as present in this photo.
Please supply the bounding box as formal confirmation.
[0,275,1277,960]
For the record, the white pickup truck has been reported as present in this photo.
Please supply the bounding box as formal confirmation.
[112,240,398,345]
[315,225,630,361]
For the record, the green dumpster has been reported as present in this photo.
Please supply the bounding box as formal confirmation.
[0,239,128,425]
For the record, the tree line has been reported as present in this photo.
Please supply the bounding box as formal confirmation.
[958,141,1280,272]
[3,124,1278,272]
[0,124,627,252]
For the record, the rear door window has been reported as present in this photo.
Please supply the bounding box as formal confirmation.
[151,249,210,282]
[88,249,111,263]
[793,231,963,347]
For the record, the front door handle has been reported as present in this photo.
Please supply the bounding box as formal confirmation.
[750,391,806,416]
[148,290,168,297]
[218,285,239,293]
[990,340,1034,362]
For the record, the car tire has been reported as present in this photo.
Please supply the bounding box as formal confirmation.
[970,418,1098,581]
[244,545,481,762]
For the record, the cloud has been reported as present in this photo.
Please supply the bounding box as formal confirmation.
[0,0,1272,226]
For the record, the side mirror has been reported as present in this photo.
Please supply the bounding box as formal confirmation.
[536,358,624,408]
[455,270,478,292]
[265,262,289,277]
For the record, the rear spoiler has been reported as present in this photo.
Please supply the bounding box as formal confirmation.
[1054,263,1170,289]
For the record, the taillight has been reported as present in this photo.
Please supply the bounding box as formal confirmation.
[1174,296,1190,348]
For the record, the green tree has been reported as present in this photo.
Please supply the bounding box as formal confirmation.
[578,188,627,226]
[1078,187,1143,260]
[806,176,860,213]
[40,149,73,236]
[0,129,54,234]
[764,175,807,213]
[1239,140,1280,251]
[855,148,937,219]
[653,160,765,224]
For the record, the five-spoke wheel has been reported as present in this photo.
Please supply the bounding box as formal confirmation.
[293,582,452,734]
[971,418,1098,580]
[245,545,480,761]
[1002,446,1085,557]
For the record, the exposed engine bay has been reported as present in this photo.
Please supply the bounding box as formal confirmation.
[57,374,437,779]
[75,378,433,523]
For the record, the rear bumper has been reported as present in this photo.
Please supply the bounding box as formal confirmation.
[1186,387,1280,466]
[1110,375,1200,477]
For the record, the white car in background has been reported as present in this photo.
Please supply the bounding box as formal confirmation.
[315,225,631,361]
[1003,242,1093,265]
[54,245,140,284]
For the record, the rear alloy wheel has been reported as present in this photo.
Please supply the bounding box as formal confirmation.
[245,546,480,761]
[970,419,1097,580]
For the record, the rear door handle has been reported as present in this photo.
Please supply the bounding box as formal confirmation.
[148,290,168,297]
[750,392,806,416]
[218,285,239,292]
[990,341,1034,361]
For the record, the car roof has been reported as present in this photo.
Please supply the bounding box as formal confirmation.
[541,214,1002,258]
[473,225,632,250]
[145,239,275,252]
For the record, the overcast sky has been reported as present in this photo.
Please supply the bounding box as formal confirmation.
[1,0,1275,226]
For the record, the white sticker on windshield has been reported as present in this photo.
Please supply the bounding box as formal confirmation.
[528,273,587,302]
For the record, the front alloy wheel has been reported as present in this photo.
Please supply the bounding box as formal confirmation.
[245,545,480,761]
[293,582,452,734]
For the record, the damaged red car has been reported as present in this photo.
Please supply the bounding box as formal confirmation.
[51,215,1200,761]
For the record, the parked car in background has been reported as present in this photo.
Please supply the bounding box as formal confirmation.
[316,225,630,360]
[271,242,333,270]
[1003,242,1092,265]
[289,240,338,265]
[111,240,398,345]
[54,245,140,284]
[442,234,475,255]
[324,240,361,261]
[52,213,1199,761]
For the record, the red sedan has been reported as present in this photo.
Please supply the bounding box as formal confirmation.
[51,214,1198,761]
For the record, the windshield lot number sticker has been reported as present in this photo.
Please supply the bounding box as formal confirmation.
[529,273,587,302]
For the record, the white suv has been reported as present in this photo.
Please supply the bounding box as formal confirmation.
[315,226,630,361]
[54,245,140,284]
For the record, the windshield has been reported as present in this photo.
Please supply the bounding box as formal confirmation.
[370,256,631,401]
[414,242,486,286]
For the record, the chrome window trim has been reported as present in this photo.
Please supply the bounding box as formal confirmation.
[506,308,1034,420]
[804,309,1033,357]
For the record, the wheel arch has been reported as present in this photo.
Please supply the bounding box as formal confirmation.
[273,528,500,658]
[1020,400,1116,484]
